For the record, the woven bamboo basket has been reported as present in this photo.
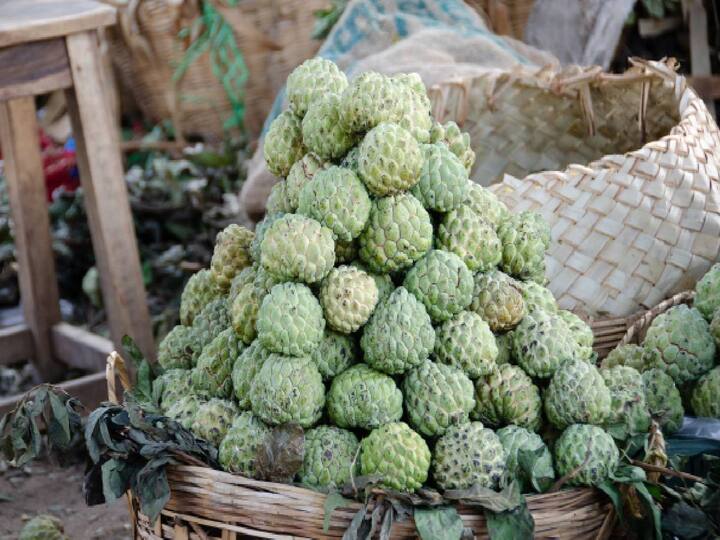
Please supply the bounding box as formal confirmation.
[104,0,326,140]
[105,354,614,539]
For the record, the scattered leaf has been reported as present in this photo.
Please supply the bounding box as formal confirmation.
[324,492,354,533]
[414,506,464,540]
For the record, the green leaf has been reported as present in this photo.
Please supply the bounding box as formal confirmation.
[122,335,146,369]
[29,387,48,417]
[101,459,131,503]
[414,506,464,540]
[342,502,371,540]
[48,391,71,441]
[85,406,111,463]
[517,446,554,493]
[135,359,154,401]
[133,456,172,523]
[633,481,661,540]
[597,480,624,521]
[611,464,647,483]
[443,480,524,513]
[323,492,354,533]
[485,502,534,540]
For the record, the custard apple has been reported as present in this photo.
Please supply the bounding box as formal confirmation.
[218,411,270,478]
[358,193,432,273]
[403,360,475,437]
[285,153,328,211]
[228,266,257,303]
[411,143,469,212]
[340,145,360,173]
[521,281,558,313]
[192,298,230,352]
[497,211,550,282]
[264,110,305,177]
[558,310,594,360]
[472,364,542,431]
[229,279,264,344]
[469,271,525,332]
[210,224,254,291]
[360,422,431,492]
[256,282,324,356]
[327,364,403,429]
[302,94,356,160]
[253,265,283,294]
[544,359,611,430]
[320,265,378,333]
[19,515,68,540]
[153,369,193,410]
[433,422,506,491]
[434,311,498,378]
[287,57,348,117]
[396,86,432,143]
[429,121,476,172]
[495,332,514,365]
[232,340,272,409]
[180,269,221,326]
[334,239,358,263]
[463,182,508,226]
[642,305,716,385]
[350,261,394,303]
[694,263,720,320]
[158,325,198,370]
[357,123,423,196]
[266,181,295,214]
[642,368,684,434]
[310,329,357,380]
[436,205,502,272]
[403,249,474,323]
[298,425,360,488]
[601,366,651,438]
[192,328,244,399]
[691,366,720,418]
[710,310,720,347]
[496,425,553,492]
[361,287,435,375]
[554,424,618,487]
[297,166,371,242]
[250,213,285,263]
[340,72,406,133]
[249,353,324,427]
[165,394,203,429]
[260,213,335,284]
[512,309,578,379]
[601,344,647,371]
[191,398,239,446]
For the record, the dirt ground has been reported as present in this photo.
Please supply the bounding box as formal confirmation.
[0,459,131,540]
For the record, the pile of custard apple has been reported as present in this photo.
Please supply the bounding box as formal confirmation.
[152,58,719,496]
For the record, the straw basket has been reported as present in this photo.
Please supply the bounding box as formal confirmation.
[105,354,614,540]
[104,0,326,140]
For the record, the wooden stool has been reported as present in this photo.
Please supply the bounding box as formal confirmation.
[0,1,155,408]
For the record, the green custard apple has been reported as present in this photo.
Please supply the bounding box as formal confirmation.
[192,328,244,399]
[544,359,611,430]
[232,340,273,409]
[463,182,508,226]
[691,366,720,418]
[434,311,498,378]
[285,153,328,211]
[411,143,469,212]
[153,369,193,410]
[642,368,684,434]
[473,364,542,431]
[250,213,286,263]
[320,265,379,334]
[494,332,514,365]
[694,263,720,320]
[310,329,357,380]
[512,309,578,379]
[554,424,619,487]
[469,270,525,332]
[521,281,558,314]
[180,269,221,326]
[19,515,69,540]
[340,72,406,133]
[558,310,594,361]
[191,398,239,446]
[496,425,554,492]
[192,298,231,353]
[265,181,295,214]
[287,57,348,117]
[165,394,204,430]
[229,278,264,344]
[601,344,647,371]
[298,425,360,488]
[436,205,502,272]
[302,94,356,160]
[264,110,305,177]
[429,121,476,173]
[210,224,254,291]
[158,325,198,370]
[497,211,550,283]
[218,411,270,478]
[601,366,651,438]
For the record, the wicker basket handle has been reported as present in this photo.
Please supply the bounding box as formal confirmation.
[619,290,695,346]
[106,351,133,405]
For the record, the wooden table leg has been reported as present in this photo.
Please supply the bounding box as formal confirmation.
[0,97,63,380]
[64,30,156,364]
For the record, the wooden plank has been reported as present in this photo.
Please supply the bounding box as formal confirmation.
[688,75,720,101]
[0,38,72,101]
[0,0,116,48]
[0,370,107,417]
[0,97,64,381]
[0,324,34,365]
[688,0,715,118]
[51,322,113,372]
[65,31,156,368]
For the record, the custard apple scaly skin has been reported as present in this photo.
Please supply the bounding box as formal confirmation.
[158,325,198,370]
[19,515,68,540]
[436,205,502,272]
[434,311,498,379]
[512,309,578,379]
[249,353,324,427]
[298,167,371,242]
[357,123,423,197]
[210,224,254,291]
[180,269,221,326]
[411,144,469,212]
[219,411,270,478]
[521,281,557,313]
[310,329,357,380]
[463,183,508,226]
[327,364,403,429]
[497,211,550,282]
[191,398,239,446]
[166,394,204,430]
[392,73,433,142]
[433,422,506,491]
[250,213,285,263]
[192,298,230,352]
[472,364,542,431]
[298,425,360,488]
[228,266,257,304]
[361,287,435,375]
[320,265,378,334]
[360,422,431,492]
[429,121,476,173]
[334,239,358,263]
[256,282,324,357]
[302,94,356,160]
[403,360,475,437]
[192,328,244,399]
[496,425,554,492]
[642,368,684,434]
[544,359,611,430]
[694,263,720,320]
[232,340,272,409]
[403,250,473,323]
[285,153,328,211]
[260,213,335,284]
[642,305,716,385]
[153,369,193,410]
[469,271,525,332]
[266,181,295,214]
[340,145,360,174]
[358,193,432,274]
[601,366,651,438]
[264,111,305,177]
[691,366,720,418]
[229,281,264,344]
[253,265,283,294]
[558,310,594,361]
[287,57,348,117]
[710,310,720,348]
[340,72,406,133]
[494,332,514,365]
[554,424,618,487]
[350,261,394,303]
[601,344,647,371]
